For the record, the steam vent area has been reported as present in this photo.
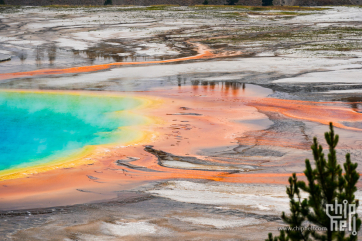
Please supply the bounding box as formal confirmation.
[0,4,362,241]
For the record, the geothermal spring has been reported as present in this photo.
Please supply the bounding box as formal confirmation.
[0,5,362,240]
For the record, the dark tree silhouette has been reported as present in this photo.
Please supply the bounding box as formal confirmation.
[262,0,273,6]
[267,123,361,241]
[104,0,112,5]
[226,0,239,5]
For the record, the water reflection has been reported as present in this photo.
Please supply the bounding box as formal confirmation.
[35,46,44,67]
[18,51,27,62]
[350,102,360,113]
[31,44,56,67]
[112,74,273,98]
[163,78,272,98]
[47,44,56,66]
[186,81,247,97]
[1,41,187,74]
[72,42,179,64]
[336,97,362,113]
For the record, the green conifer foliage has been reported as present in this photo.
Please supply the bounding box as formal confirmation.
[267,123,361,241]
[225,0,239,5]
[104,0,112,5]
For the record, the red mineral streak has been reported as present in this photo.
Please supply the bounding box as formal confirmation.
[248,98,362,131]
[0,44,214,81]
[1,69,362,209]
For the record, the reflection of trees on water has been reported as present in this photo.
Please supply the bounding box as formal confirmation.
[350,102,360,112]
[27,44,56,67]
[340,97,362,113]
[35,46,44,67]
[72,49,152,64]
[18,50,27,62]
[186,80,244,96]
[210,81,216,90]
[71,43,169,64]
[47,44,56,66]
[191,80,199,91]
[177,75,187,87]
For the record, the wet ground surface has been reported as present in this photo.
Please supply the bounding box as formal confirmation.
[0,5,362,240]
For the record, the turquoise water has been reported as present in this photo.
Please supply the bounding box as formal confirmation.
[0,91,145,172]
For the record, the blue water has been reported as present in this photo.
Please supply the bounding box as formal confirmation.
[0,91,145,171]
